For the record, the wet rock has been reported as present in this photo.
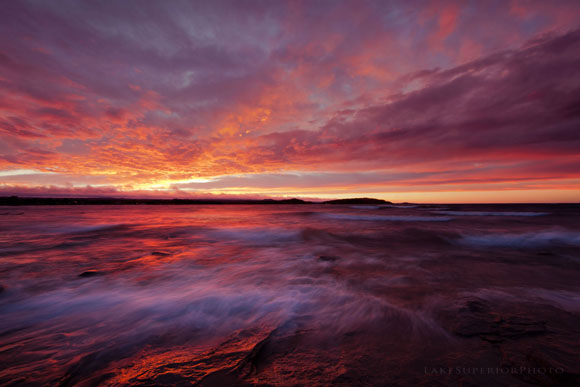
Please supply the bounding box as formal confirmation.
[318,255,339,262]
[196,323,302,386]
[450,299,546,341]
[480,334,504,343]
[496,316,546,338]
[197,370,249,387]
[537,250,553,256]
[525,350,580,386]
[452,299,501,337]
[79,270,102,278]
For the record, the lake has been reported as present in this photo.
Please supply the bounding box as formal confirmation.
[0,204,579,385]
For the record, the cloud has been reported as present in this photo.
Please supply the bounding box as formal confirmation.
[1,1,579,200]
[227,28,580,172]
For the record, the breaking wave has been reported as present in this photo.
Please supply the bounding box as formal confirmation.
[323,214,452,222]
[457,231,580,248]
[435,211,547,216]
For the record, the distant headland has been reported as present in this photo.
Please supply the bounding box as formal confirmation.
[0,196,392,206]
[323,198,391,205]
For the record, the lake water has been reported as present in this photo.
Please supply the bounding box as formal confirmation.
[1,204,579,386]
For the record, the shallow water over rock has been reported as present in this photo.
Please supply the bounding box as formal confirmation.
[0,204,579,385]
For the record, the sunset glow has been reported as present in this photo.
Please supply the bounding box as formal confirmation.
[1,1,580,202]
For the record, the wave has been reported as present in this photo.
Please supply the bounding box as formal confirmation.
[37,223,130,235]
[459,287,580,313]
[68,224,130,233]
[206,227,300,245]
[457,231,580,248]
[0,259,409,362]
[347,204,420,209]
[525,289,580,312]
[323,214,452,222]
[434,211,547,216]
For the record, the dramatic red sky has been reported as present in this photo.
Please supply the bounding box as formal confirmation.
[1,0,579,202]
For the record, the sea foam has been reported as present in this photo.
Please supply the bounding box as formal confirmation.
[324,214,452,222]
[435,211,547,216]
[457,231,580,248]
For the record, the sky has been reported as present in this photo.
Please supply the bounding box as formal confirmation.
[1,0,579,203]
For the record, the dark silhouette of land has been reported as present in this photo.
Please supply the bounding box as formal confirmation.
[0,196,309,206]
[323,198,391,205]
[0,196,396,206]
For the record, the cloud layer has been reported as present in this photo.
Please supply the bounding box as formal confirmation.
[1,0,579,201]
